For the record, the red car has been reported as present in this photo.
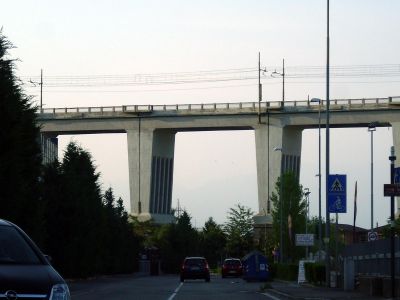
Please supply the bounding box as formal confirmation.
[221,258,243,278]
[180,257,210,282]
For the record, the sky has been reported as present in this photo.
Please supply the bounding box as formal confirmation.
[2,0,400,229]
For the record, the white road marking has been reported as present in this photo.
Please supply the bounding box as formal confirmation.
[262,291,281,300]
[167,282,183,300]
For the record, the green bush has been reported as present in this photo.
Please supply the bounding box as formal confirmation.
[275,263,298,281]
[304,263,325,285]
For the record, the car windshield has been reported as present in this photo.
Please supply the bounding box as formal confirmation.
[224,260,241,266]
[0,225,41,264]
[185,258,206,266]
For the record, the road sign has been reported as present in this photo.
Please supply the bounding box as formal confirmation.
[394,167,400,184]
[384,184,400,196]
[328,174,347,213]
[295,234,315,246]
[368,231,378,242]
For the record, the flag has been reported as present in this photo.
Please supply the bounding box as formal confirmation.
[353,181,358,242]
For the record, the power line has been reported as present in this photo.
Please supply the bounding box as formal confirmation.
[21,63,400,89]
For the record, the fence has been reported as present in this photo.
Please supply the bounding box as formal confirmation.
[341,237,400,277]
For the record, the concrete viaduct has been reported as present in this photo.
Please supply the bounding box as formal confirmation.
[37,96,400,224]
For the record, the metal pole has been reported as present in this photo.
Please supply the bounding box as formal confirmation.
[325,0,331,287]
[318,101,322,258]
[370,129,374,230]
[280,164,283,263]
[40,69,43,111]
[258,52,262,124]
[282,58,285,102]
[389,146,396,299]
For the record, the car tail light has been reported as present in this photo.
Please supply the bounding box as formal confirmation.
[205,263,209,270]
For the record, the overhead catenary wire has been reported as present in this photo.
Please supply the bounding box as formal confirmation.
[20,63,400,90]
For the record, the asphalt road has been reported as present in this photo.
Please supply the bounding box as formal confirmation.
[69,274,273,300]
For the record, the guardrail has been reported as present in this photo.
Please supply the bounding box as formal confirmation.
[38,96,400,115]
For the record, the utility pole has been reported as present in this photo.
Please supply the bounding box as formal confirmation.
[29,69,43,111]
[389,146,396,299]
[325,0,331,287]
[258,52,267,124]
[40,69,43,110]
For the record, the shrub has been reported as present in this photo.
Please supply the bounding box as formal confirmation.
[304,262,325,285]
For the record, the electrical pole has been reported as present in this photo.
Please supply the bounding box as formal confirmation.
[325,0,331,287]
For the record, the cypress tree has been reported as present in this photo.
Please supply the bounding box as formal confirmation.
[0,31,43,241]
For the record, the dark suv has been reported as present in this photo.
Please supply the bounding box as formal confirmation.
[0,218,70,300]
[180,257,210,282]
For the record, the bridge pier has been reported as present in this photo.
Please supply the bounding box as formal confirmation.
[127,124,176,223]
[255,123,302,221]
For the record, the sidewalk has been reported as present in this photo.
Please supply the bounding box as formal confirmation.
[263,280,390,300]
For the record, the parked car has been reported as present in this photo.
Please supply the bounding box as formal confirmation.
[221,258,243,278]
[180,257,210,282]
[0,218,70,300]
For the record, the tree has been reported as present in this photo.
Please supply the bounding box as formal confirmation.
[200,217,226,268]
[0,31,43,242]
[224,204,254,258]
[154,210,200,273]
[271,172,307,262]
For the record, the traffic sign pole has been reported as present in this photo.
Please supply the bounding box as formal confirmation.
[389,146,396,299]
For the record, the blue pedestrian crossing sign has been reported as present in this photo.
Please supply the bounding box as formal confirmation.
[328,174,347,213]
[394,167,400,185]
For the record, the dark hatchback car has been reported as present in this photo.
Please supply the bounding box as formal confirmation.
[180,257,210,282]
[0,218,70,300]
[221,258,243,278]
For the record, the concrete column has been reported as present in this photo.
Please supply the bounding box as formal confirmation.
[282,126,303,178]
[40,133,58,164]
[255,124,283,217]
[255,124,303,218]
[127,124,176,224]
[391,122,400,216]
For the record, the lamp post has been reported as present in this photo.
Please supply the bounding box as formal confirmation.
[271,59,285,104]
[368,122,377,230]
[274,146,283,263]
[311,98,322,258]
[325,0,331,287]
[304,188,311,259]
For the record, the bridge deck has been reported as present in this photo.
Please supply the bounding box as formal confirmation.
[37,96,400,118]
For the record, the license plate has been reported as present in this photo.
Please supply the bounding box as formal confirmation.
[191,266,200,270]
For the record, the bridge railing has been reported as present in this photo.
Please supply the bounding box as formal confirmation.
[38,96,400,115]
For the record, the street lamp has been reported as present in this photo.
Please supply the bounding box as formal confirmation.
[325,0,331,287]
[368,122,377,230]
[311,98,322,258]
[274,146,283,263]
[304,188,311,258]
[271,59,285,105]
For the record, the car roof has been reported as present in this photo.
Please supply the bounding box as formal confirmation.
[0,219,12,226]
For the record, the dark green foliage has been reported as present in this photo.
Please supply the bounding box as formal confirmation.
[270,172,307,262]
[224,204,255,258]
[154,211,200,273]
[41,142,140,278]
[200,217,226,268]
[0,31,43,242]
[275,263,299,281]
[304,262,325,284]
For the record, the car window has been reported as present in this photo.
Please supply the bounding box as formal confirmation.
[185,258,206,266]
[224,259,241,266]
[0,225,41,264]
